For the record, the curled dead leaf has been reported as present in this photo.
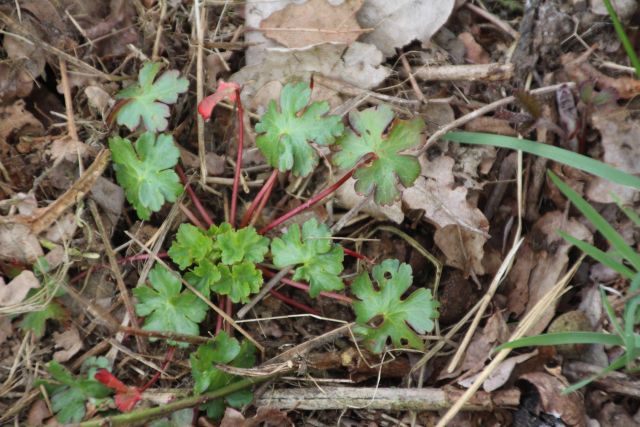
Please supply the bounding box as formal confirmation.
[53,326,83,362]
[0,270,40,307]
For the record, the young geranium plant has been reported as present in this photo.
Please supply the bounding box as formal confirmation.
[168,223,270,303]
[114,62,189,132]
[352,259,439,353]
[109,132,183,220]
[333,105,425,205]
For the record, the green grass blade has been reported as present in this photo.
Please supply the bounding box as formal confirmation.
[602,0,640,77]
[559,231,636,279]
[562,354,627,394]
[612,193,640,228]
[443,132,640,189]
[549,171,640,271]
[600,286,624,337]
[496,332,624,351]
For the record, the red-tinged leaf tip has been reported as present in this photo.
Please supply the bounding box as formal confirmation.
[95,369,129,393]
[115,388,142,412]
[197,80,240,120]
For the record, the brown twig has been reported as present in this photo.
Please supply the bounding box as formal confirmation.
[89,200,145,353]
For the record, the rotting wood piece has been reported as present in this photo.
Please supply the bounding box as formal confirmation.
[256,386,520,411]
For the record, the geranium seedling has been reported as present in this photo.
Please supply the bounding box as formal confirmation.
[110,132,183,220]
[133,265,208,347]
[190,331,256,419]
[271,218,344,297]
[115,62,188,132]
[255,82,344,177]
[333,105,425,205]
[352,259,439,353]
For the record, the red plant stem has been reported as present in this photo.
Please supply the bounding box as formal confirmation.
[261,268,353,304]
[342,247,374,264]
[269,289,320,315]
[259,153,375,235]
[239,169,279,228]
[179,203,205,229]
[249,171,277,227]
[215,296,225,334]
[225,296,233,334]
[176,165,214,227]
[140,346,175,392]
[229,89,244,228]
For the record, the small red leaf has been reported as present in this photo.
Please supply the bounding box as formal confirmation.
[198,80,240,120]
[95,369,142,412]
[95,369,128,393]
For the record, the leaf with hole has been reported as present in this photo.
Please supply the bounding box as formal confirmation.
[333,105,424,205]
[352,259,439,353]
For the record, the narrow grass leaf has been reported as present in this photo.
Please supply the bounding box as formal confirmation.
[443,132,640,189]
[559,231,636,279]
[600,286,624,337]
[563,355,627,394]
[496,331,624,350]
[549,171,640,271]
[602,0,640,77]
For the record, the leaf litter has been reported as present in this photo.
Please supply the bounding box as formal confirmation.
[1,0,640,425]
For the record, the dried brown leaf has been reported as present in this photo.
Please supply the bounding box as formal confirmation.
[261,0,365,49]
[519,371,587,426]
[53,326,83,362]
[0,222,44,264]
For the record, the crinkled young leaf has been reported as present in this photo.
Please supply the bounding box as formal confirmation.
[352,259,439,354]
[168,224,214,269]
[47,361,111,423]
[215,225,269,265]
[210,262,263,303]
[190,332,256,419]
[116,62,189,132]
[255,82,344,177]
[333,105,424,205]
[110,132,183,220]
[271,218,344,298]
[133,265,208,347]
[185,259,221,298]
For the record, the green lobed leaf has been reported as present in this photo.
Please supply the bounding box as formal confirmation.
[110,132,183,220]
[271,218,344,298]
[133,265,208,347]
[115,62,189,132]
[210,261,263,303]
[444,131,640,189]
[190,331,256,419]
[215,224,269,265]
[255,82,344,177]
[46,361,111,424]
[19,300,66,338]
[333,105,424,205]
[168,224,214,270]
[352,259,439,353]
[185,258,221,298]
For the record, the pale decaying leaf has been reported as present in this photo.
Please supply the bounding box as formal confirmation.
[53,326,83,362]
[505,211,592,334]
[0,100,44,142]
[48,136,90,162]
[336,178,404,223]
[0,270,40,307]
[221,406,294,427]
[0,223,44,265]
[403,154,490,274]
[586,110,640,204]
[44,213,78,245]
[458,351,537,392]
[0,312,13,345]
[239,0,389,104]
[357,0,455,57]
[260,0,365,49]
